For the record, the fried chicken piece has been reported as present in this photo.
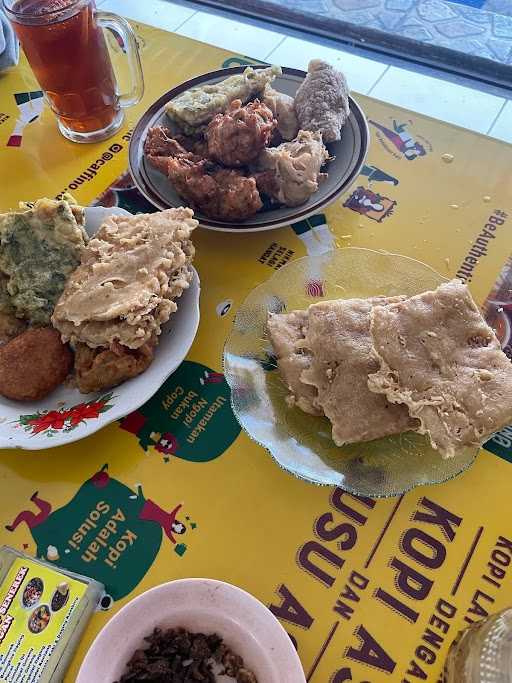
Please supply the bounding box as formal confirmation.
[255,130,329,207]
[207,99,276,167]
[175,134,209,158]
[144,126,200,173]
[263,85,299,141]
[167,157,262,221]
[0,328,72,401]
[294,59,350,142]
[144,126,190,158]
[74,340,155,394]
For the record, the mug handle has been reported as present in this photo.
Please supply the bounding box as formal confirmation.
[95,10,145,109]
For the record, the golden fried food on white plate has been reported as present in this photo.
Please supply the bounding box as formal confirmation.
[0,204,201,450]
[52,208,197,351]
[0,327,72,401]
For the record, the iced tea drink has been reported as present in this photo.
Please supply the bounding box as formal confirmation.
[4,0,144,142]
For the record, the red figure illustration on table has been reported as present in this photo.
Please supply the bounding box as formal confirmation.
[7,91,45,147]
[369,119,427,160]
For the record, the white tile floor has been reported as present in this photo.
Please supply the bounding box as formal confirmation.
[96,0,512,144]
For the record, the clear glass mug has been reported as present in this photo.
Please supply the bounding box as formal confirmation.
[445,609,512,682]
[3,0,144,143]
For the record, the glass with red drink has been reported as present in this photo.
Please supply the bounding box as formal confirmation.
[3,0,144,142]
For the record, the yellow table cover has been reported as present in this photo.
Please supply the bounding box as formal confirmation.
[0,20,512,682]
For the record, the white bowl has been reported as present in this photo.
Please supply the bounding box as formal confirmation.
[0,206,200,450]
[77,578,306,683]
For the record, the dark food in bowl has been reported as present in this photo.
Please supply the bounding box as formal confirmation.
[116,627,257,683]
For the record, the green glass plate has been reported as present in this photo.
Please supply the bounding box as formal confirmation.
[223,247,479,497]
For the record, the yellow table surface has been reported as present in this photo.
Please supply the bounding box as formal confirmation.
[1,19,512,683]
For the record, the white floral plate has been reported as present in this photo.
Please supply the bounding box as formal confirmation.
[77,578,306,683]
[0,207,200,451]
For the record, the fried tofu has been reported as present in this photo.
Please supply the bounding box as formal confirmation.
[368,280,512,458]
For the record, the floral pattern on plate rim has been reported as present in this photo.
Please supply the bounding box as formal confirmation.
[15,393,116,437]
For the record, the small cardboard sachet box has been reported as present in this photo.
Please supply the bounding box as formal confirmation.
[0,545,104,682]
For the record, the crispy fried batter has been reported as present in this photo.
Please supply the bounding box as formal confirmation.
[267,310,322,415]
[263,85,299,141]
[144,126,192,159]
[206,99,276,167]
[294,59,350,142]
[255,130,329,207]
[301,297,416,445]
[167,157,262,221]
[368,280,512,458]
[144,127,263,220]
[0,328,72,401]
[53,210,197,350]
[74,341,155,394]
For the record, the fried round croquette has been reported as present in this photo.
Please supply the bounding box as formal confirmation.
[0,328,72,401]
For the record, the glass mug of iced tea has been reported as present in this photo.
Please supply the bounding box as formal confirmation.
[3,0,144,142]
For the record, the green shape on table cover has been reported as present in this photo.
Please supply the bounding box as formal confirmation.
[5,466,194,601]
[120,360,241,462]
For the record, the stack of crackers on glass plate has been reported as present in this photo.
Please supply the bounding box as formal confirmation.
[268,280,512,458]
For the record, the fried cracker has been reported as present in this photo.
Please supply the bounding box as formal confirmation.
[368,280,512,458]
[267,310,321,415]
[301,296,415,445]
